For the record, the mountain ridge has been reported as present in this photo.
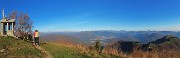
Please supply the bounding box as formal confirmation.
[112,35,180,53]
[40,31,180,44]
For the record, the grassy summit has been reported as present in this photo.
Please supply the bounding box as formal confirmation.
[0,36,43,58]
[0,36,120,58]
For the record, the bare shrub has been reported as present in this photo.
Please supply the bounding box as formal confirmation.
[8,11,33,41]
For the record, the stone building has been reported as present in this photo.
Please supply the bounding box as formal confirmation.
[0,8,15,36]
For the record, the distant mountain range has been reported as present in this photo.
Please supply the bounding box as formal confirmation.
[40,30,180,44]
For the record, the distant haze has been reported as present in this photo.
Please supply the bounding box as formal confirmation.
[40,30,180,44]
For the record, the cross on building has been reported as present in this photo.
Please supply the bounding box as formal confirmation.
[0,8,15,36]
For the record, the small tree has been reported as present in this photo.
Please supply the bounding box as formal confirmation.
[8,11,33,41]
[94,40,101,52]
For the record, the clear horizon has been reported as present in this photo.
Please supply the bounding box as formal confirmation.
[41,30,180,33]
[0,0,180,32]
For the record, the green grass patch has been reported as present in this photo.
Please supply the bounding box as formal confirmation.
[0,36,43,58]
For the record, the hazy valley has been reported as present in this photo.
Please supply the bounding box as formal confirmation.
[40,31,180,44]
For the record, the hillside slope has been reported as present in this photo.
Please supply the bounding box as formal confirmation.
[113,35,180,52]
[0,36,43,58]
[41,42,120,58]
[141,35,180,51]
[111,35,180,58]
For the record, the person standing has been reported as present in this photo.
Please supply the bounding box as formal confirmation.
[34,30,40,46]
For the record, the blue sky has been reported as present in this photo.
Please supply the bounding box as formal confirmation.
[0,0,180,32]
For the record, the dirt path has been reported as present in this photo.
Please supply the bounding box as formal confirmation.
[35,46,53,58]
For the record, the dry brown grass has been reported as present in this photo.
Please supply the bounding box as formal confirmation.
[51,39,90,53]
[128,49,180,58]
[103,47,180,58]
[49,39,123,57]
[47,39,180,58]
